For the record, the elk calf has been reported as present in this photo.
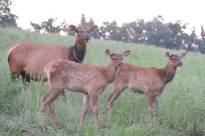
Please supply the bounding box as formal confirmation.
[39,49,130,128]
[106,51,187,117]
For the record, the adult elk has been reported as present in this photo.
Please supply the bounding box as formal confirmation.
[39,49,130,128]
[106,51,187,117]
[7,25,97,88]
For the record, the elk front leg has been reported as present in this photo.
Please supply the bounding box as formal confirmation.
[106,88,123,119]
[148,96,157,118]
[80,94,90,125]
[106,90,122,110]
[106,86,124,111]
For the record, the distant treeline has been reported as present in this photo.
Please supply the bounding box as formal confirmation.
[1,0,205,53]
[30,15,205,53]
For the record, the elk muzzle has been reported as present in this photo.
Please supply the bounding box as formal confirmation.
[178,61,183,67]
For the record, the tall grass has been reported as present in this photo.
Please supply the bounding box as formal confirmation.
[0,27,205,136]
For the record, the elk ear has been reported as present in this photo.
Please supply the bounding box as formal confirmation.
[105,49,111,56]
[181,51,187,58]
[70,25,77,32]
[123,50,131,57]
[165,51,170,57]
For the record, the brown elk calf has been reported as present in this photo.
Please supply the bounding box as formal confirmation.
[39,49,130,128]
[7,25,97,88]
[106,51,187,117]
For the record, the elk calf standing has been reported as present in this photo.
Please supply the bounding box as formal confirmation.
[39,49,130,128]
[107,51,187,117]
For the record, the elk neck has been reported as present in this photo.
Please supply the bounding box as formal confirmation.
[104,61,121,83]
[69,43,86,63]
[160,62,177,84]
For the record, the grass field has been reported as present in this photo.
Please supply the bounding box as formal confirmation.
[0,27,205,136]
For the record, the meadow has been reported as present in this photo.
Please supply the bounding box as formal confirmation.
[0,27,205,136]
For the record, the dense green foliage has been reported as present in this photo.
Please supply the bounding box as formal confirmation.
[0,27,205,136]
[0,0,17,27]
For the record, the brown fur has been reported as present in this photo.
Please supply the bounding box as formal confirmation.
[39,49,130,128]
[106,51,187,117]
[7,25,97,87]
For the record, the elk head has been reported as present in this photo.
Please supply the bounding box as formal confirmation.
[70,25,98,46]
[105,49,131,69]
[165,50,187,68]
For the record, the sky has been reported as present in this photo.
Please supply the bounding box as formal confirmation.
[11,0,205,34]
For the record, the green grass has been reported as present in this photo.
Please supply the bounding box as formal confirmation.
[0,27,205,136]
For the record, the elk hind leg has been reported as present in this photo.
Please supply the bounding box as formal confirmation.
[39,88,61,114]
[21,71,30,90]
[90,94,99,127]
[48,100,57,129]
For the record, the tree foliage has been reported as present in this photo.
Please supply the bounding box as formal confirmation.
[29,14,205,53]
[0,0,18,27]
[96,15,205,53]
[30,18,64,33]
[41,18,61,33]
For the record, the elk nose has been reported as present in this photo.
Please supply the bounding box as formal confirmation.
[83,36,90,43]
[178,61,183,66]
[84,39,89,43]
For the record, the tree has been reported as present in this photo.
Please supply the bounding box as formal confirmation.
[41,18,62,33]
[30,18,63,33]
[80,14,87,26]
[87,18,94,26]
[0,0,18,27]
[198,25,205,53]
[200,25,205,40]
[30,22,41,31]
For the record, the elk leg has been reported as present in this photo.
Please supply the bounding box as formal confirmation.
[48,99,57,129]
[106,90,122,120]
[10,72,20,80]
[25,73,30,83]
[106,88,123,111]
[80,94,90,125]
[39,88,61,114]
[90,94,99,127]
[21,72,30,89]
[60,90,66,102]
[39,94,49,113]
[148,96,157,118]
[21,72,26,86]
